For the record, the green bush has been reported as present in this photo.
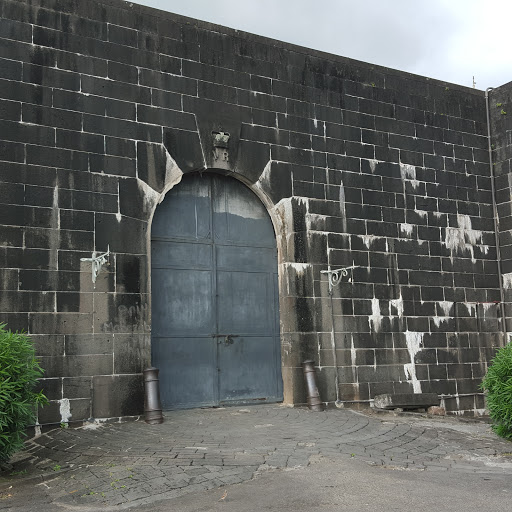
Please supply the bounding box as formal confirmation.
[481,342,512,440]
[0,324,48,462]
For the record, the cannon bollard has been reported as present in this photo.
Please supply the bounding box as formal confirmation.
[144,367,164,424]
[302,360,324,411]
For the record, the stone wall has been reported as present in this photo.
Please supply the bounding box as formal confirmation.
[0,0,505,423]
[490,82,512,335]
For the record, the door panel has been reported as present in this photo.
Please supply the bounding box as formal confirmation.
[153,336,217,409]
[216,271,273,335]
[151,173,282,409]
[212,177,275,247]
[151,240,212,270]
[216,245,277,272]
[151,267,214,337]
[152,177,211,240]
[218,336,280,402]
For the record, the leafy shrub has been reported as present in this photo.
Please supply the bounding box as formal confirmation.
[0,324,48,462]
[481,342,512,440]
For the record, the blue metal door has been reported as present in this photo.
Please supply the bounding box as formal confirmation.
[151,173,282,409]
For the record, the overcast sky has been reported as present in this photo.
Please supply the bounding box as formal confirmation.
[132,0,511,90]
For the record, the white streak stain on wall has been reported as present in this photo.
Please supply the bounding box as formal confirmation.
[437,301,454,316]
[164,149,184,195]
[138,178,161,222]
[306,213,328,231]
[282,262,312,295]
[482,302,495,314]
[49,186,59,272]
[360,234,377,249]
[339,179,347,233]
[399,223,414,238]
[59,398,71,423]
[350,336,357,368]
[433,301,454,329]
[283,262,311,274]
[503,272,512,289]
[444,214,482,263]
[274,196,309,233]
[400,163,420,189]
[432,316,447,328]
[116,182,122,222]
[369,298,383,332]
[390,294,404,317]
[404,331,423,393]
[465,302,476,317]
[257,159,272,188]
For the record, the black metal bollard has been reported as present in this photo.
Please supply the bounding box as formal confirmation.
[144,367,164,424]
[302,360,324,411]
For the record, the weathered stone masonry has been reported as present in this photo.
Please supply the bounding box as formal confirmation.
[490,81,512,331]
[0,0,511,423]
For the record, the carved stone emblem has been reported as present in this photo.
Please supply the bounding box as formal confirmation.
[212,131,230,168]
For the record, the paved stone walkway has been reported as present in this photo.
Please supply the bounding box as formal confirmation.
[2,405,512,510]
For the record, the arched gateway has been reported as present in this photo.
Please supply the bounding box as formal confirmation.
[151,173,283,409]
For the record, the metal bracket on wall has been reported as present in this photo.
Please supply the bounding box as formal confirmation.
[80,245,110,284]
[320,265,357,294]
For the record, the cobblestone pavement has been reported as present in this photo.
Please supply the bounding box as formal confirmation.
[1,405,512,510]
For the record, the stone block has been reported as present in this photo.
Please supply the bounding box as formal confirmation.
[63,377,92,399]
[37,400,61,425]
[92,374,144,418]
[428,406,446,415]
[373,393,440,410]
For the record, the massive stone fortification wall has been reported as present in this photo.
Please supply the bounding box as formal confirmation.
[490,83,512,333]
[0,0,504,423]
